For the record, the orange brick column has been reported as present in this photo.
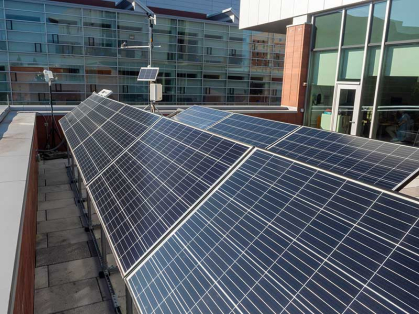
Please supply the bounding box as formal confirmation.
[281,23,312,125]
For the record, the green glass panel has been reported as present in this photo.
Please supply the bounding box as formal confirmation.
[312,51,338,86]
[370,2,386,44]
[339,48,364,80]
[388,0,419,42]
[314,12,342,49]
[385,45,419,77]
[376,44,419,144]
[343,5,369,46]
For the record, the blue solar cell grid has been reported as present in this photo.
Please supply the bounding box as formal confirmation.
[269,127,419,191]
[174,106,232,130]
[88,118,250,274]
[128,149,419,314]
[208,113,300,148]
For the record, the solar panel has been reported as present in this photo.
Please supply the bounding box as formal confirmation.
[88,118,250,274]
[174,106,232,130]
[137,67,159,81]
[208,113,300,148]
[127,149,419,314]
[269,127,419,191]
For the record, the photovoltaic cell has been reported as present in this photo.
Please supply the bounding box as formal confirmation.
[208,113,300,148]
[137,68,159,81]
[128,149,419,314]
[174,106,232,130]
[88,118,249,274]
[269,127,419,190]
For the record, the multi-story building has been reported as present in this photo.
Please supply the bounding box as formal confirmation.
[0,0,287,112]
[240,0,419,146]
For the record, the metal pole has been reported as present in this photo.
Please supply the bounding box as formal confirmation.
[67,145,70,167]
[77,167,83,202]
[49,82,56,148]
[71,153,75,180]
[126,285,134,314]
[87,192,92,229]
[101,228,108,270]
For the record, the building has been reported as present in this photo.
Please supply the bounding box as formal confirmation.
[0,0,293,115]
[240,0,419,146]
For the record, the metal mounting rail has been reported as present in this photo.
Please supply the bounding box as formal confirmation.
[66,155,123,314]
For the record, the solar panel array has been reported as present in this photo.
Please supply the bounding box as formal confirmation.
[60,93,251,275]
[174,106,419,191]
[61,96,419,314]
[269,127,419,191]
[128,149,419,314]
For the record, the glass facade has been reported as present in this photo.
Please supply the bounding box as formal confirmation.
[307,0,419,146]
[0,0,284,108]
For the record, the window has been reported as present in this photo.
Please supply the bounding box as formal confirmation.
[52,34,59,44]
[375,44,419,144]
[53,84,62,92]
[339,48,364,80]
[11,72,17,82]
[6,20,12,30]
[205,87,211,94]
[343,5,369,46]
[228,88,234,95]
[314,12,342,49]
[370,2,386,44]
[35,43,42,53]
[179,87,185,94]
[38,93,48,101]
[230,49,237,56]
[388,0,419,42]
[167,52,176,60]
[122,85,128,93]
[90,84,96,92]
[88,37,95,46]
[206,47,212,55]
[307,51,338,128]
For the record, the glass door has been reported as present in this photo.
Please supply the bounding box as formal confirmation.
[332,84,362,135]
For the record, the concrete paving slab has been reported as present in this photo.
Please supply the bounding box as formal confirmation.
[37,216,81,234]
[47,206,80,220]
[402,186,419,198]
[118,296,140,314]
[37,211,46,222]
[38,192,46,202]
[39,162,67,170]
[46,177,70,186]
[55,301,115,314]
[38,179,46,187]
[39,172,68,181]
[46,190,75,201]
[44,167,68,175]
[45,190,74,201]
[49,257,101,287]
[39,198,75,211]
[48,228,91,247]
[36,242,91,267]
[35,266,48,289]
[36,234,47,250]
[39,184,71,194]
[34,278,102,314]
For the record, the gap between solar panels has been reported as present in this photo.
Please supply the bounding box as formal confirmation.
[174,105,419,192]
[61,95,419,314]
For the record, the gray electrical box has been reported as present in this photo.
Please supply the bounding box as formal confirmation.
[150,83,162,102]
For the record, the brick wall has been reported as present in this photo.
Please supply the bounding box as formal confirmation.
[36,115,65,152]
[13,124,38,314]
[281,23,312,125]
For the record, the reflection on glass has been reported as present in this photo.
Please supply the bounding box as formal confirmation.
[388,0,419,42]
[376,44,419,145]
[314,12,342,49]
[343,5,369,46]
[360,47,381,137]
[370,2,386,44]
[336,89,356,135]
[307,51,338,129]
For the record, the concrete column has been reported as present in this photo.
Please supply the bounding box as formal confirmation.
[281,23,312,125]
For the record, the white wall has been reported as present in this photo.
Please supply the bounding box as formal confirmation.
[240,0,370,30]
[145,0,240,15]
